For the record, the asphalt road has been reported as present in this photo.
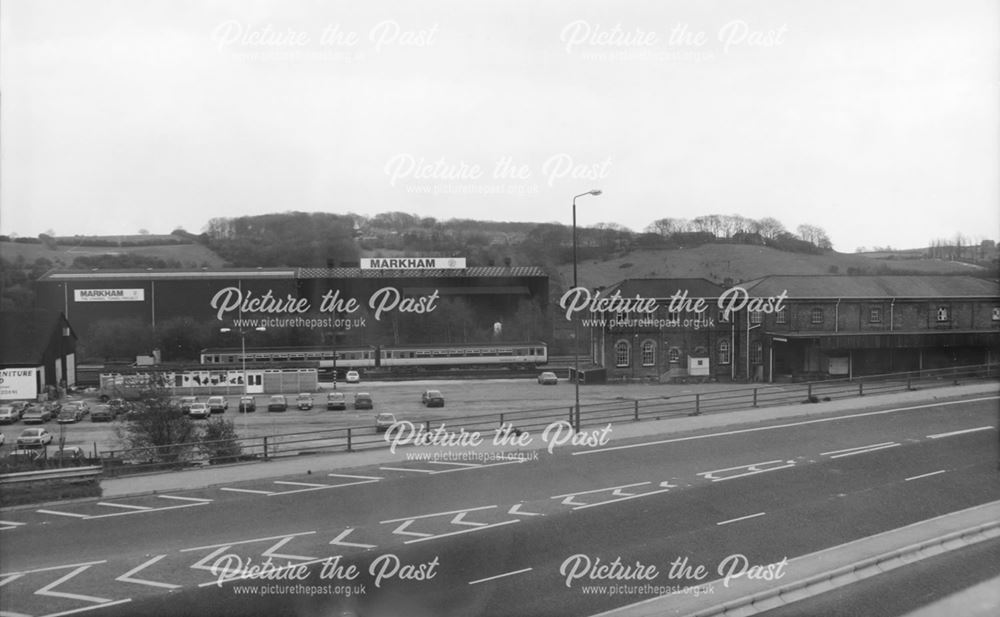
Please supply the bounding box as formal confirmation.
[0,394,997,617]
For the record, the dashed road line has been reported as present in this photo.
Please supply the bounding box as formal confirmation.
[403,520,519,544]
[468,567,533,585]
[37,509,89,519]
[697,460,796,482]
[822,442,901,459]
[379,466,437,474]
[906,470,947,482]
[220,487,275,495]
[0,520,27,531]
[157,495,213,503]
[927,426,994,439]
[717,512,766,526]
[96,502,152,511]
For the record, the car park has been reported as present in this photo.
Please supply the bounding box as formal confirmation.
[421,390,445,407]
[537,371,559,385]
[188,402,211,419]
[375,412,396,432]
[64,401,90,417]
[267,395,288,412]
[238,396,256,413]
[178,396,198,414]
[21,405,52,424]
[90,404,116,422]
[296,393,314,410]
[345,370,361,383]
[51,446,86,465]
[354,392,373,410]
[207,396,228,414]
[0,405,19,424]
[326,391,346,411]
[16,427,53,448]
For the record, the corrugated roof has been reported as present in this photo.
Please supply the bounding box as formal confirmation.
[0,310,72,365]
[38,266,547,281]
[601,278,728,299]
[744,275,1000,299]
[295,266,547,278]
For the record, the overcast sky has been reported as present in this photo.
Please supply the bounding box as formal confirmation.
[2,0,997,252]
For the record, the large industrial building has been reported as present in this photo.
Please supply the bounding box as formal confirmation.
[34,262,550,360]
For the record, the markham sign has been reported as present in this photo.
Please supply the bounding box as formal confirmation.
[360,257,466,270]
[0,368,38,400]
[74,288,145,302]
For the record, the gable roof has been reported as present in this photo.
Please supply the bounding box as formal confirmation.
[742,275,1000,299]
[0,310,74,365]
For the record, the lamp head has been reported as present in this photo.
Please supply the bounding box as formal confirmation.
[589,189,603,196]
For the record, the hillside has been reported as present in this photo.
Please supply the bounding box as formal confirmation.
[554,244,989,291]
[0,239,226,269]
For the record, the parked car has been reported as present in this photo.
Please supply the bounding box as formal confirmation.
[90,404,116,422]
[296,393,314,410]
[9,400,30,418]
[64,401,90,417]
[51,446,86,465]
[267,395,288,412]
[21,405,52,424]
[178,396,198,414]
[354,392,373,410]
[326,391,346,411]
[188,402,211,419]
[238,396,256,413]
[537,371,559,385]
[56,406,84,423]
[421,390,445,407]
[109,398,132,415]
[375,412,396,432]
[16,427,53,448]
[207,396,228,414]
[345,370,361,383]
[0,405,19,424]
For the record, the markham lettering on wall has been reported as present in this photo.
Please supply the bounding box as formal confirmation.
[360,257,466,270]
[74,288,145,302]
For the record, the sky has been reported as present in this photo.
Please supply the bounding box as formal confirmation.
[1,0,997,253]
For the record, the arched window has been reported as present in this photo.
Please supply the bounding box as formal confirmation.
[718,340,731,365]
[615,340,631,367]
[641,340,656,366]
[668,347,681,363]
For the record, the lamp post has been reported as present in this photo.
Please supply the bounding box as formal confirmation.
[572,189,602,432]
[220,326,266,433]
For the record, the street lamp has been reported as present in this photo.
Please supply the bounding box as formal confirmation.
[572,189,602,432]
[220,326,266,432]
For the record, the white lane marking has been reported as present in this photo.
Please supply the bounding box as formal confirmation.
[0,520,27,531]
[261,536,318,562]
[327,473,383,481]
[330,528,377,549]
[571,483,677,511]
[181,531,316,553]
[451,512,489,527]
[41,599,132,616]
[36,564,112,604]
[552,483,650,500]
[404,520,520,544]
[906,470,947,482]
[379,466,436,474]
[468,567,533,585]
[0,609,33,617]
[158,495,213,503]
[381,505,496,524]
[717,512,766,526]
[391,520,433,538]
[97,502,152,511]
[698,460,796,482]
[116,555,181,590]
[1,561,106,577]
[823,442,902,459]
[426,461,480,468]
[928,426,995,439]
[508,503,543,517]
[220,487,275,495]
[431,460,524,473]
[37,509,89,519]
[273,481,331,488]
[575,396,1000,456]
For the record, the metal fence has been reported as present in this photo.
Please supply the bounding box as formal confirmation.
[97,363,998,476]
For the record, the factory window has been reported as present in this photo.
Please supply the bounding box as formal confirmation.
[811,308,824,324]
[615,340,631,367]
[936,306,950,322]
[869,307,882,323]
[718,340,731,365]
[641,340,656,366]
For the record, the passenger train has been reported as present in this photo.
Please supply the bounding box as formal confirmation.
[198,342,548,371]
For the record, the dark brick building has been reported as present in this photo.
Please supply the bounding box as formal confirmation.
[0,310,78,398]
